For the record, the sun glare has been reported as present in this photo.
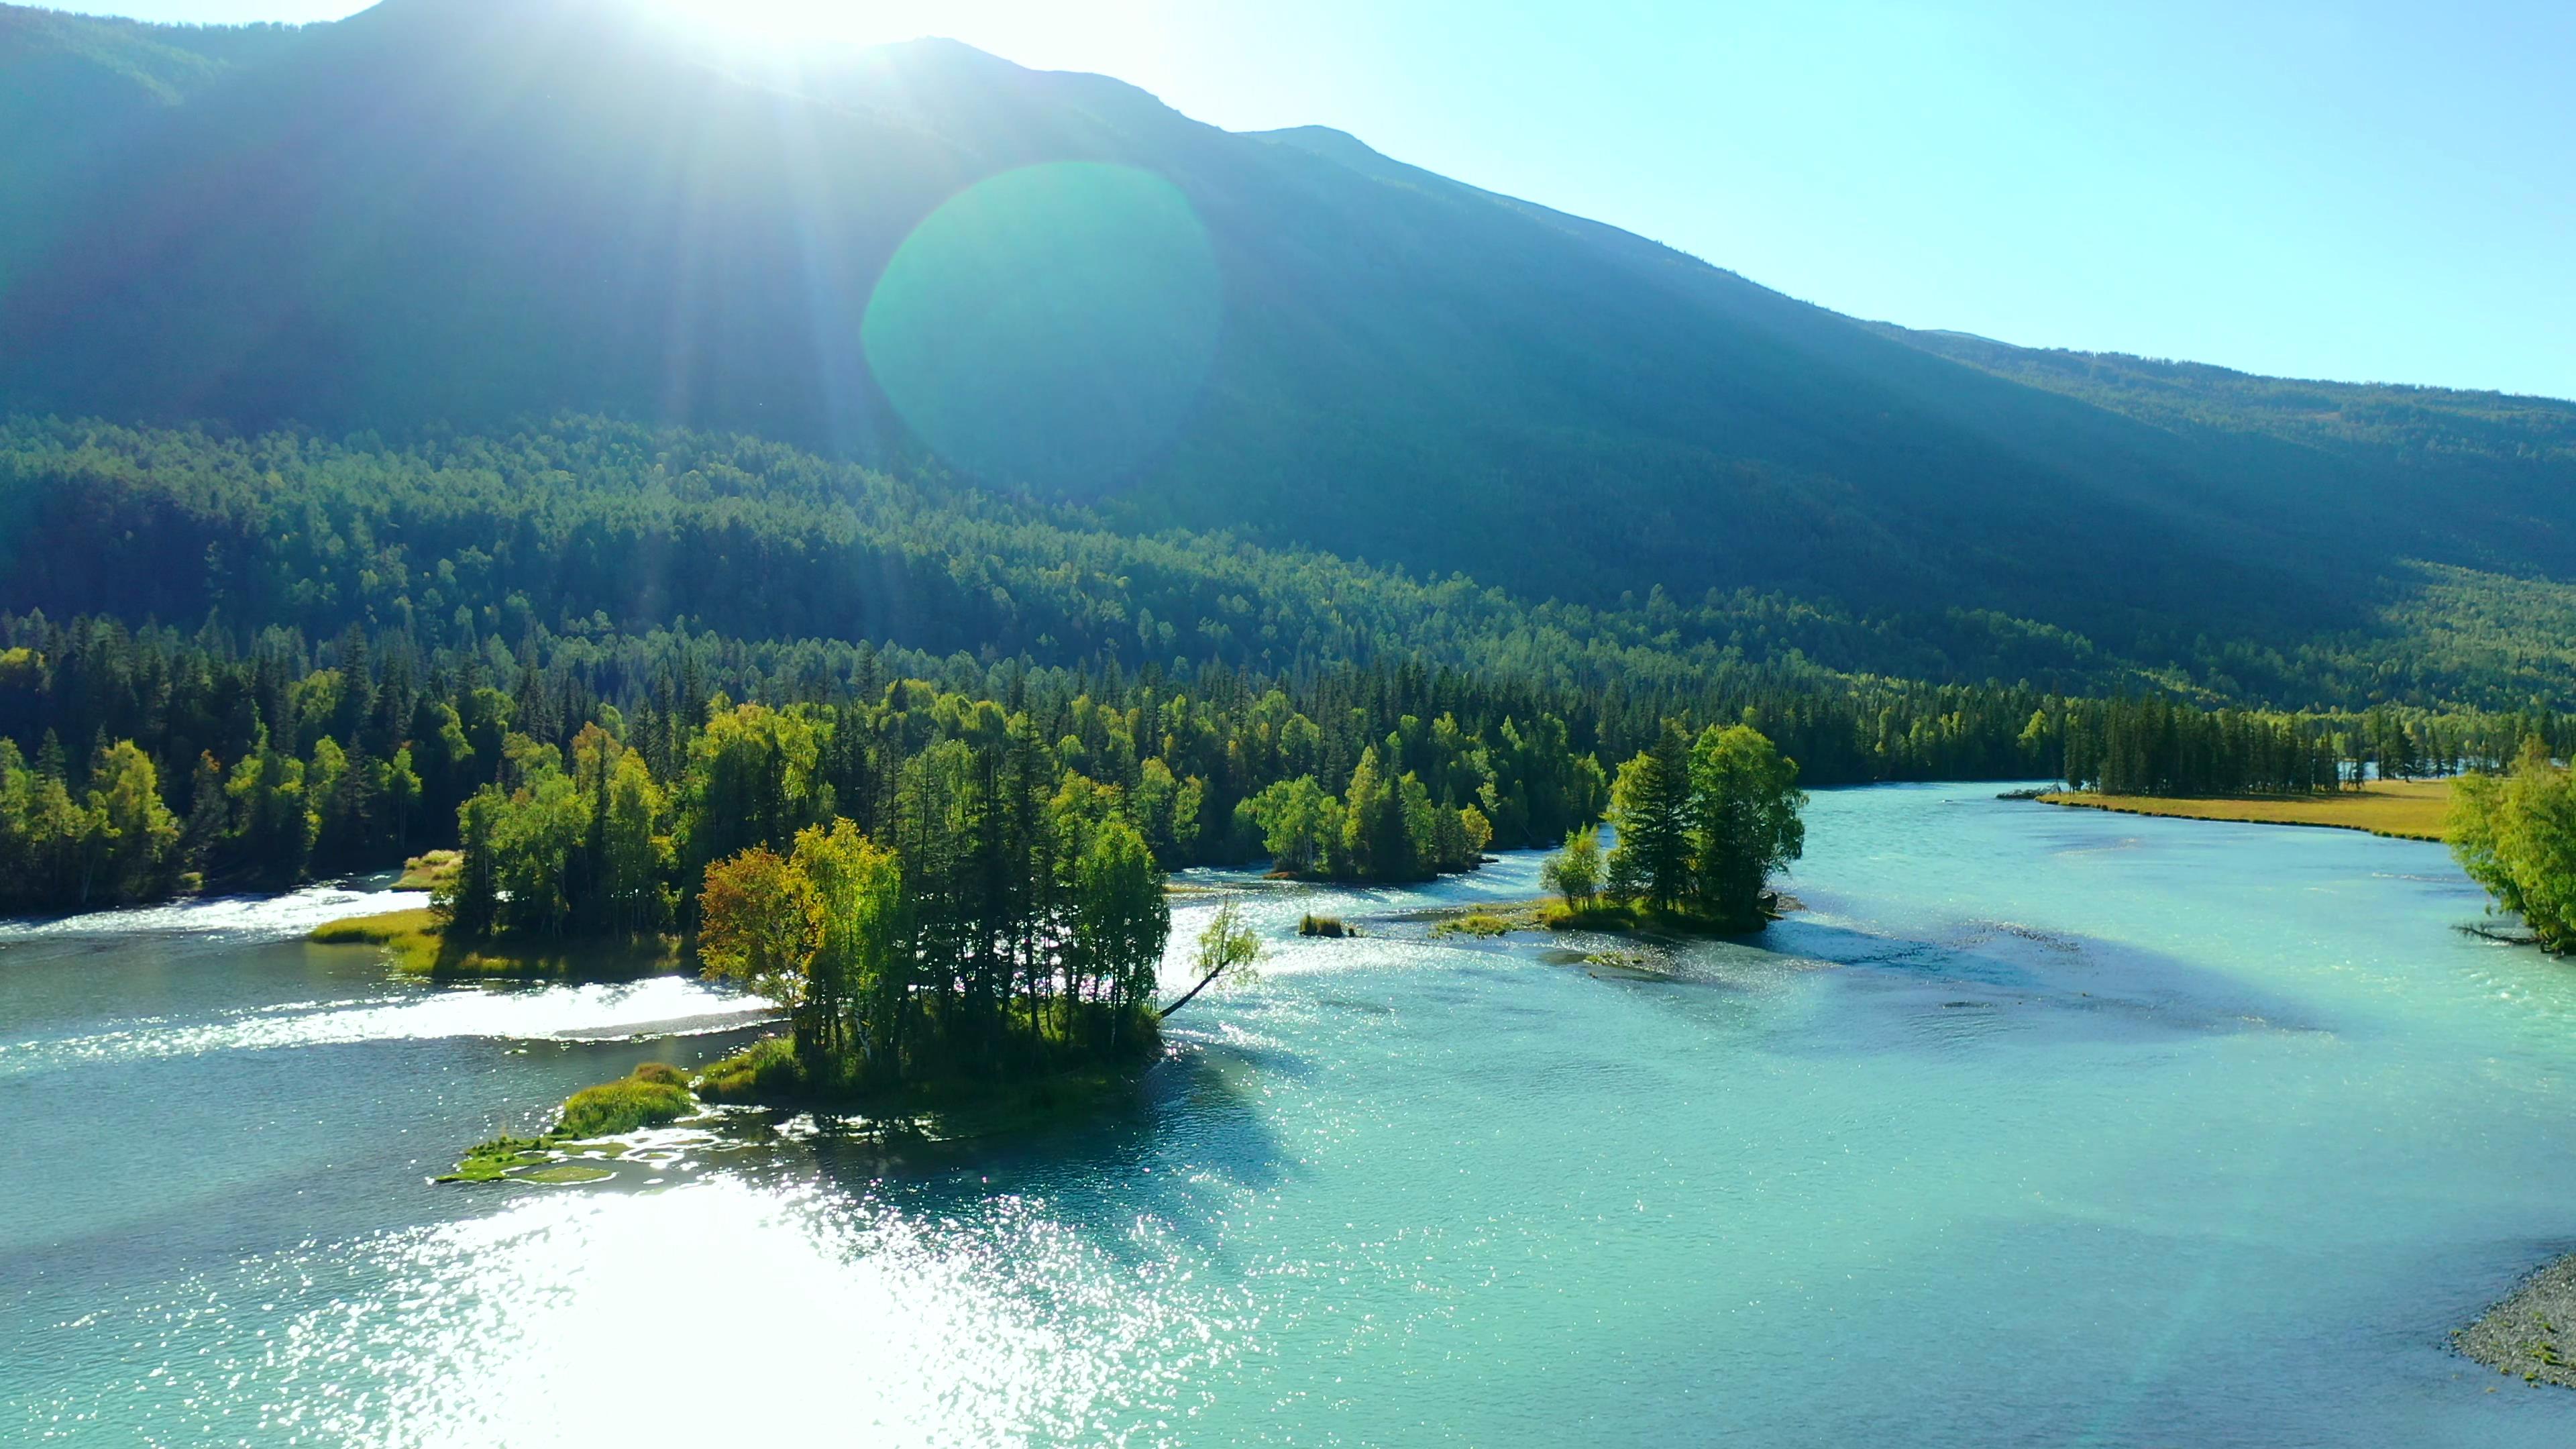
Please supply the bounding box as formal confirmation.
[642,0,1126,55]
[647,0,899,45]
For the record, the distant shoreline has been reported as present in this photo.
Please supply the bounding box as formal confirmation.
[2029,782,2450,843]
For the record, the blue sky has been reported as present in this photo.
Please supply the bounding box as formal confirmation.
[69,0,2576,399]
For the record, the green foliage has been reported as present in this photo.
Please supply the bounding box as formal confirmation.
[2058,694,2530,799]
[2449,741,2576,951]
[438,1063,696,1181]
[1161,899,1262,1019]
[1543,826,1605,909]
[309,908,445,975]
[1603,723,1807,930]
[1067,820,1170,1023]
[693,1036,804,1104]
[1432,910,1523,938]
[1243,729,1511,885]
[1606,726,1695,911]
[439,1136,551,1184]
[693,751,1173,1092]
[554,1070,696,1139]
[0,415,2148,710]
[1688,724,1807,930]
[0,735,179,911]
[696,845,818,1013]
[0,416,2556,925]
[1246,776,1339,875]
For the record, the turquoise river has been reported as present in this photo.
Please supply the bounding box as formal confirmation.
[9,782,2576,1445]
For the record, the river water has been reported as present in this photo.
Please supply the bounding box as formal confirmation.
[8,783,2576,1446]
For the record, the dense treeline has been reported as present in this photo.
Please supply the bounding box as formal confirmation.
[31,413,2576,716]
[0,600,2084,913]
[0,415,2130,697]
[17,415,2576,741]
[2048,696,2567,796]
[9,596,2573,914]
[0,612,1629,912]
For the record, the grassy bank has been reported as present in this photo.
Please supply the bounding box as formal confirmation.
[2035,780,2451,841]
[1424,898,1781,940]
[693,1032,1156,1136]
[311,908,683,979]
[392,850,460,891]
[441,1063,698,1183]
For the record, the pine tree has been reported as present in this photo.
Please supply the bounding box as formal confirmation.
[1605,723,1693,911]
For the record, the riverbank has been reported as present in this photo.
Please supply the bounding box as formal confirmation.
[2461,1253,2576,1388]
[311,908,683,979]
[2033,780,2451,842]
[441,1037,1158,1185]
[1421,893,1801,941]
[694,1031,1159,1130]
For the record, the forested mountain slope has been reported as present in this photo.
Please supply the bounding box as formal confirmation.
[4,0,2573,707]
[0,415,2113,696]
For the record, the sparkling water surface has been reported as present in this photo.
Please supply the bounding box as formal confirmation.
[9,784,2576,1446]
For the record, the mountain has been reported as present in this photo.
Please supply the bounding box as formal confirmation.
[4,0,2573,707]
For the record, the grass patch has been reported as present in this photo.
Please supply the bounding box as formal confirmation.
[557,1074,696,1137]
[437,1134,553,1183]
[310,908,447,973]
[1536,900,1769,936]
[519,1163,615,1185]
[1544,900,1641,931]
[1415,897,1771,939]
[2035,780,2451,841]
[394,849,461,891]
[1297,913,1354,938]
[694,1036,804,1104]
[435,1065,696,1184]
[1432,908,1527,938]
[311,909,682,980]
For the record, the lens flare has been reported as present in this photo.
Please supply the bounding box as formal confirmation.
[861,162,1223,492]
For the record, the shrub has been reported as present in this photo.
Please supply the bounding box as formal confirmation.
[555,1069,695,1136]
[1432,910,1517,937]
[693,1036,804,1103]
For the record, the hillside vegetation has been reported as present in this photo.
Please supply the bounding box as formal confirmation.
[3,2,2574,708]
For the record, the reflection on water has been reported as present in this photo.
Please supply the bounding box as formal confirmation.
[9,784,2576,1446]
[129,1182,1248,1448]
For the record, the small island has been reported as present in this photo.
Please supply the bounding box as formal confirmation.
[1405,722,1807,942]
[442,1063,700,1183]
[372,705,1807,1161]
